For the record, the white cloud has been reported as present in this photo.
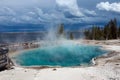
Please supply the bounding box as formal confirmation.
[0,0,56,10]
[96,2,120,13]
[0,6,99,26]
[21,15,33,21]
[0,0,112,26]
[81,9,96,16]
[0,7,16,16]
[56,0,84,17]
[34,7,69,23]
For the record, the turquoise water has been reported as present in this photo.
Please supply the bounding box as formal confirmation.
[14,44,107,67]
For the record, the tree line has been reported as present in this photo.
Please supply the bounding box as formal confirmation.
[84,18,120,40]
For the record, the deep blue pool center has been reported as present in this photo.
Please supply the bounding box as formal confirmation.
[13,44,107,67]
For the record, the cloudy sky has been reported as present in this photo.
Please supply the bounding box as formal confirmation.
[0,0,120,32]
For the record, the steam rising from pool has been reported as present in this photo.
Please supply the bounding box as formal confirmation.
[14,43,107,67]
[12,26,107,67]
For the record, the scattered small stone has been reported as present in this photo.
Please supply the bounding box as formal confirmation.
[90,76,95,78]
[53,68,57,71]
[115,64,119,65]
[25,70,27,72]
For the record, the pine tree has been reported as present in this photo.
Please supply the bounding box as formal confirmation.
[109,19,117,39]
[84,30,91,39]
[91,26,96,40]
[58,23,64,35]
[69,32,74,40]
[57,23,65,38]
[118,26,120,39]
[113,18,118,39]
[104,24,110,40]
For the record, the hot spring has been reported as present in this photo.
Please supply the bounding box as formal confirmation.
[13,42,107,67]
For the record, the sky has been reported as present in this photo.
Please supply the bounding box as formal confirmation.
[0,0,120,32]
